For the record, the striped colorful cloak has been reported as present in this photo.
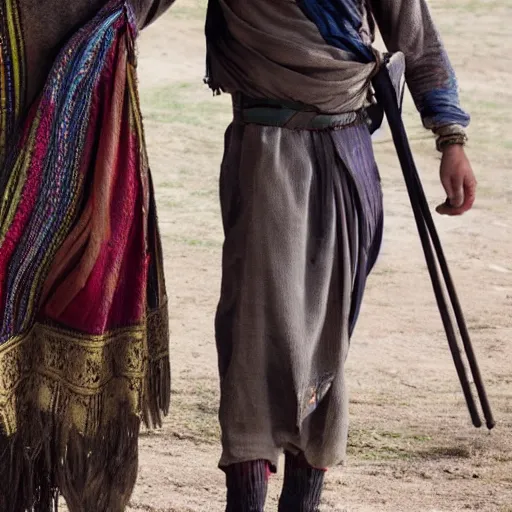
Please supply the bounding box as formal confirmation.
[0,1,173,509]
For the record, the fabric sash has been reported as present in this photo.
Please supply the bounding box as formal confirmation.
[205,0,378,114]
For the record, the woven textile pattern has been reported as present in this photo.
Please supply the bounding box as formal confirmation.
[0,1,170,509]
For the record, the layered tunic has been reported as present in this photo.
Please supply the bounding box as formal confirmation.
[207,0,469,469]
[0,1,174,509]
[206,0,469,134]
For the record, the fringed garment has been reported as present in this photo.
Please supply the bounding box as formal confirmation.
[0,0,174,509]
[207,0,469,470]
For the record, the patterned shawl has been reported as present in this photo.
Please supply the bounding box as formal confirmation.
[0,0,173,509]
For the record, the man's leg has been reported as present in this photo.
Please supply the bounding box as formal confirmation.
[224,460,270,512]
[278,452,326,512]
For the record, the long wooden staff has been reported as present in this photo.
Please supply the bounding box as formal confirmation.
[372,66,495,430]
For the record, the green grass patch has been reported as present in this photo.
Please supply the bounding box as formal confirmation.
[170,235,221,248]
[347,427,477,462]
[348,428,433,461]
[141,82,231,127]
[170,380,220,445]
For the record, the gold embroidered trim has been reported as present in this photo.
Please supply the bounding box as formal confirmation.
[0,302,170,436]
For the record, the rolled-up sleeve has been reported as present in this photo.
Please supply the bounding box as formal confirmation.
[370,0,470,135]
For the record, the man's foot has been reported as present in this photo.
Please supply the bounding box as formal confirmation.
[224,459,269,512]
[278,451,325,512]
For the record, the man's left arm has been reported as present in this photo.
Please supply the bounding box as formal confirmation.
[370,0,477,215]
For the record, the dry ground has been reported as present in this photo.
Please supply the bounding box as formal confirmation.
[121,1,511,510]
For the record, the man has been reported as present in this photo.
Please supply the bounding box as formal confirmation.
[205,0,476,510]
[0,1,174,510]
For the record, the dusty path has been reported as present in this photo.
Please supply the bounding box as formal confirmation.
[123,1,512,510]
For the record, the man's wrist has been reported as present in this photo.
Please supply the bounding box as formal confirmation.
[440,142,466,157]
[436,133,468,153]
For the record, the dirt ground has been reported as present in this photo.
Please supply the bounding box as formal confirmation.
[124,1,512,510]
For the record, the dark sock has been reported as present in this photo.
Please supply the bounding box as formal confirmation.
[278,451,326,512]
[224,460,269,512]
